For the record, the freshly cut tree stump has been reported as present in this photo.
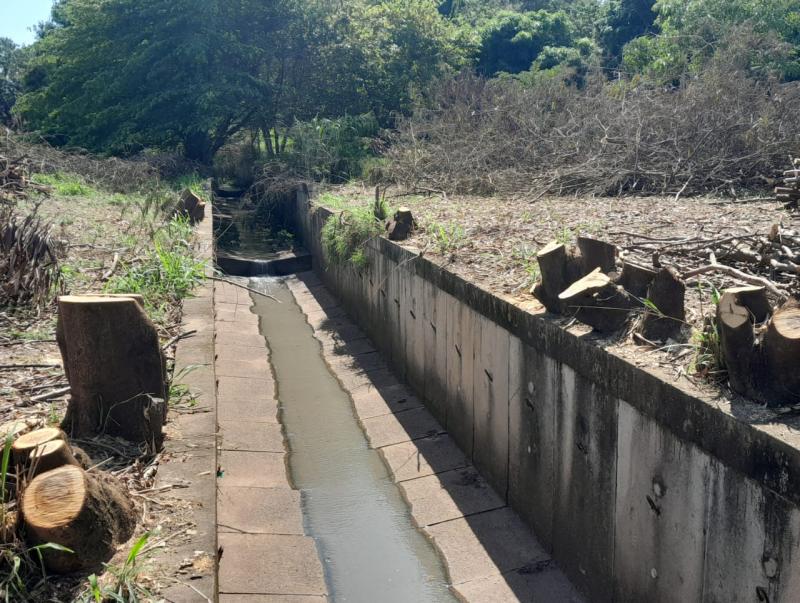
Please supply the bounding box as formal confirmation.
[762,299,800,404]
[27,440,79,478]
[559,268,634,332]
[178,188,206,224]
[533,241,586,312]
[724,286,771,324]
[640,267,686,341]
[22,465,135,573]
[386,207,416,241]
[12,428,65,466]
[717,290,758,398]
[618,261,657,298]
[577,236,617,274]
[57,295,167,450]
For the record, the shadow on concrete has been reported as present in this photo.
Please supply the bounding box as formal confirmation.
[292,270,583,603]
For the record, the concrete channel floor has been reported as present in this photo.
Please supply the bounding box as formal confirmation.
[213,272,584,602]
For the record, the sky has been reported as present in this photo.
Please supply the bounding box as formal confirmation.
[1,0,53,46]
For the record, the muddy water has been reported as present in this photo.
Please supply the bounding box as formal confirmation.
[250,277,456,603]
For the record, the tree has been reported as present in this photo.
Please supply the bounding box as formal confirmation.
[0,38,22,125]
[598,0,657,66]
[476,10,573,75]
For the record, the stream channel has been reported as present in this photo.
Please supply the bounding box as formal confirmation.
[249,276,457,603]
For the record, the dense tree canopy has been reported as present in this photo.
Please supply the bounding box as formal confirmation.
[11,0,800,162]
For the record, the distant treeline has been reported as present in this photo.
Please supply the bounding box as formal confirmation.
[1,0,799,183]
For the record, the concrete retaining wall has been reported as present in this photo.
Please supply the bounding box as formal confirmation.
[294,190,800,603]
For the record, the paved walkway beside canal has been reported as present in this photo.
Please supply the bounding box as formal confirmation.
[212,271,583,602]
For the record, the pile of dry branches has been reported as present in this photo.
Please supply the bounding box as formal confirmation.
[388,67,800,197]
[0,155,49,204]
[1,129,196,193]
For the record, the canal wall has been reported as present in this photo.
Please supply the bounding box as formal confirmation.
[294,188,800,603]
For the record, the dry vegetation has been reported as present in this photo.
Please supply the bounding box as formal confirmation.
[388,66,800,198]
[0,131,207,601]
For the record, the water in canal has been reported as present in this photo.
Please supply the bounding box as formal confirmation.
[250,276,456,603]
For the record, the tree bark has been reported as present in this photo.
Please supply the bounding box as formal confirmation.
[56,295,167,451]
[559,268,634,332]
[618,261,657,298]
[386,207,415,241]
[533,241,585,312]
[762,299,800,405]
[577,236,617,274]
[640,267,686,341]
[717,290,757,398]
[22,465,135,573]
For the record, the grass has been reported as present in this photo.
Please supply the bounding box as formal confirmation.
[690,283,724,380]
[429,222,466,256]
[512,243,540,288]
[31,172,93,197]
[321,201,386,268]
[78,533,153,603]
[105,216,205,320]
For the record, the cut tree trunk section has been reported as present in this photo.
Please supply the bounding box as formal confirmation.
[762,299,800,405]
[577,236,617,274]
[22,464,135,573]
[717,290,757,398]
[618,261,657,298]
[533,241,585,312]
[12,427,65,466]
[559,268,634,332]
[386,207,415,241]
[639,267,686,341]
[57,295,167,451]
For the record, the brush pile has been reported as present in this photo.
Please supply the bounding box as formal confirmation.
[775,159,800,210]
[0,155,49,205]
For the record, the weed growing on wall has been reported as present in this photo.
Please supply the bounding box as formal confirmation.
[321,204,384,269]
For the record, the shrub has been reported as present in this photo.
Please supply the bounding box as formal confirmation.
[321,204,384,268]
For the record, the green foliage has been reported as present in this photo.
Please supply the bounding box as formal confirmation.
[622,0,800,81]
[30,172,92,196]
[285,115,379,183]
[476,10,574,75]
[430,221,466,256]
[321,205,383,268]
[0,37,24,125]
[78,532,153,603]
[105,216,205,317]
[598,0,657,65]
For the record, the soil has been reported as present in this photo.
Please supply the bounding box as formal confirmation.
[0,189,196,599]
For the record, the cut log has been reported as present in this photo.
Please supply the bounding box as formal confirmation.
[617,261,657,298]
[577,236,617,274]
[533,241,585,312]
[178,188,206,224]
[723,286,771,324]
[11,428,65,466]
[717,290,757,397]
[559,268,634,332]
[27,439,79,478]
[640,267,686,341]
[56,295,167,451]
[762,299,800,405]
[386,207,415,241]
[21,465,135,573]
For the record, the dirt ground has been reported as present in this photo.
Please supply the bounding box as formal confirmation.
[319,184,800,440]
[1,187,198,599]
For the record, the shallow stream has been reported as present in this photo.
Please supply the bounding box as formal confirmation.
[250,276,456,603]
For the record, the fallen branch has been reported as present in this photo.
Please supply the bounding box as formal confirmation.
[161,329,198,351]
[208,276,280,302]
[101,252,121,281]
[30,386,71,403]
[682,260,786,300]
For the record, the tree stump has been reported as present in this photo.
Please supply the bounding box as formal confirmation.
[577,236,617,274]
[386,207,416,241]
[56,295,167,451]
[640,267,686,341]
[21,465,135,573]
[618,261,657,298]
[12,428,65,466]
[558,268,634,332]
[533,241,585,312]
[178,188,206,224]
[724,286,771,324]
[26,440,80,478]
[762,299,800,405]
[717,290,757,398]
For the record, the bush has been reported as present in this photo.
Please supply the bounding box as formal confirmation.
[388,63,800,196]
[321,204,384,268]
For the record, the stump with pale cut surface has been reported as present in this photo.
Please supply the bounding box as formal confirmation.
[22,465,135,573]
[56,295,167,450]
